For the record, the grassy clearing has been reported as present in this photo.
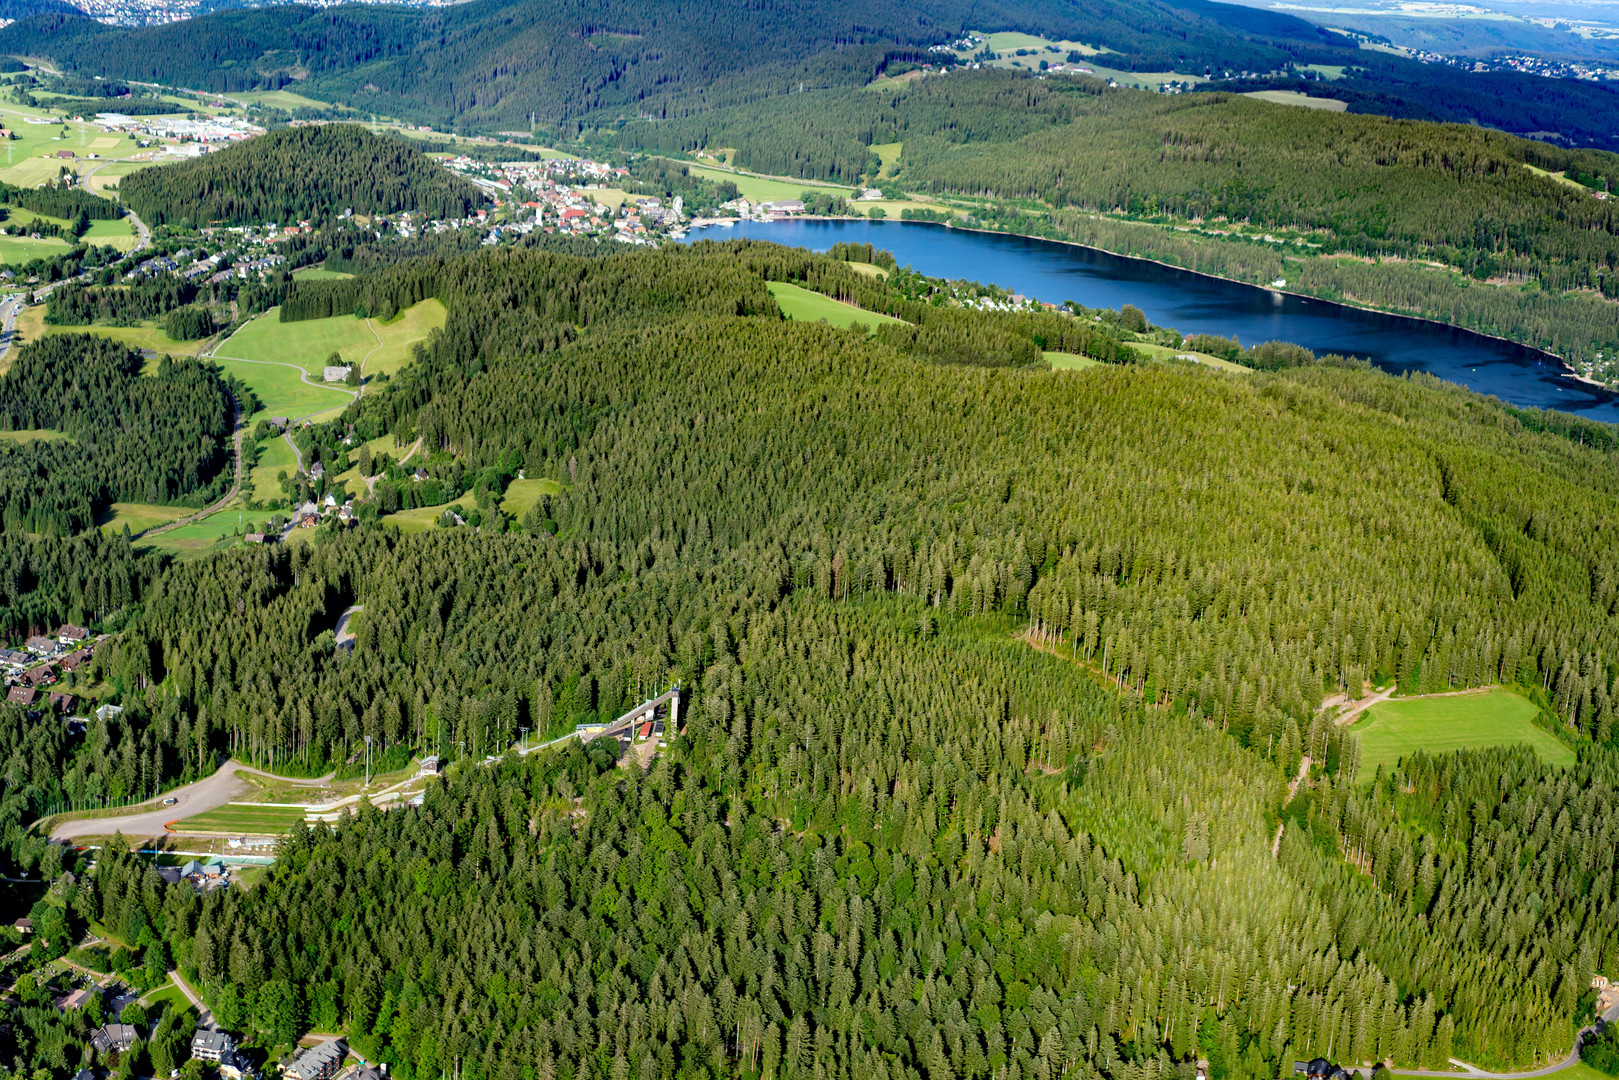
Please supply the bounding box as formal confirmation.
[499,477,564,520]
[79,218,139,251]
[232,89,332,111]
[211,356,353,425]
[361,299,446,376]
[139,509,277,559]
[1045,351,1100,370]
[0,427,72,443]
[96,502,190,535]
[1243,90,1347,112]
[140,981,194,1016]
[843,261,888,279]
[1132,342,1254,373]
[246,436,298,504]
[330,432,404,490]
[176,804,307,834]
[1523,163,1592,193]
[682,162,850,205]
[222,306,379,376]
[382,501,465,533]
[291,267,354,281]
[11,305,206,357]
[1355,689,1575,779]
[871,142,902,178]
[0,233,70,264]
[768,281,907,330]
[221,300,443,381]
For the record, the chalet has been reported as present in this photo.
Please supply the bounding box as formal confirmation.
[48,691,74,712]
[22,664,54,687]
[297,502,321,527]
[321,366,352,383]
[267,417,289,430]
[56,625,89,644]
[309,461,326,480]
[54,149,74,159]
[94,703,123,723]
[7,686,36,707]
[89,1024,138,1055]
[285,1037,346,1080]
[0,648,30,667]
[12,917,30,934]
[60,648,92,672]
[191,1029,237,1062]
[244,532,269,544]
[413,467,429,482]
[219,1048,258,1080]
[25,635,60,656]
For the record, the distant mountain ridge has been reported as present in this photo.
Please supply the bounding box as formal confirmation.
[3,0,1618,148]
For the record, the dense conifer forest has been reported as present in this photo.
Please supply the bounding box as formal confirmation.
[117,126,481,228]
[0,335,236,534]
[0,241,1617,1080]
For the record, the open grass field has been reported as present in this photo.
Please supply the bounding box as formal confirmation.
[11,305,206,358]
[1355,689,1576,779]
[247,436,298,503]
[843,261,888,279]
[212,357,354,425]
[140,980,196,1018]
[682,162,850,205]
[79,217,140,251]
[382,501,460,533]
[1045,351,1101,370]
[1243,90,1348,111]
[871,142,902,178]
[291,267,354,281]
[140,509,277,559]
[768,281,907,330]
[0,427,72,443]
[177,803,308,835]
[96,502,191,534]
[360,299,446,376]
[0,233,70,263]
[499,477,564,520]
[232,89,333,112]
[1132,342,1254,373]
[222,300,444,381]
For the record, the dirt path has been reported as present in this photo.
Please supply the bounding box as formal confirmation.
[1330,685,1397,727]
[137,390,245,538]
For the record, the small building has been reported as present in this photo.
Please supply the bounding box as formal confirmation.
[191,1029,237,1062]
[0,647,31,667]
[56,625,89,644]
[12,917,31,934]
[55,149,74,159]
[322,366,352,383]
[25,635,60,655]
[56,988,91,1011]
[94,703,123,723]
[89,1023,138,1055]
[413,467,429,482]
[760,199,806,215]
[7,686,36,707]
[268,417,290,430]
[72,1069,94,1080]
[285,1037,346,1080]
[244,532,269,544]
[419,755,439,775]
[309,462,326,480]
[219,1048,258,1080]
[21,665,54,687]
[60,647,93,672]
[48,691,74,712]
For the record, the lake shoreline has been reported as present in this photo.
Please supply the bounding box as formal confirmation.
[691,215,1617,402]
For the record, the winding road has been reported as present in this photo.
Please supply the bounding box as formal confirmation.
[1388,998,1619,1079]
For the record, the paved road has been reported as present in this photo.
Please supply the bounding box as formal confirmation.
[166,968,214,1029]
[49,760,335,842]
[1390,999,1619,1078]
[334,605,363,647]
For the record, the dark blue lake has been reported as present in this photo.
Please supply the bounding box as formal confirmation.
[683,218,1619,423]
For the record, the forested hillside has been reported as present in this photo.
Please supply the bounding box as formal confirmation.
[0,335,235,534]
[0,239,1612,1080]
[117,125,480,227]
[0,0,1346,128]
